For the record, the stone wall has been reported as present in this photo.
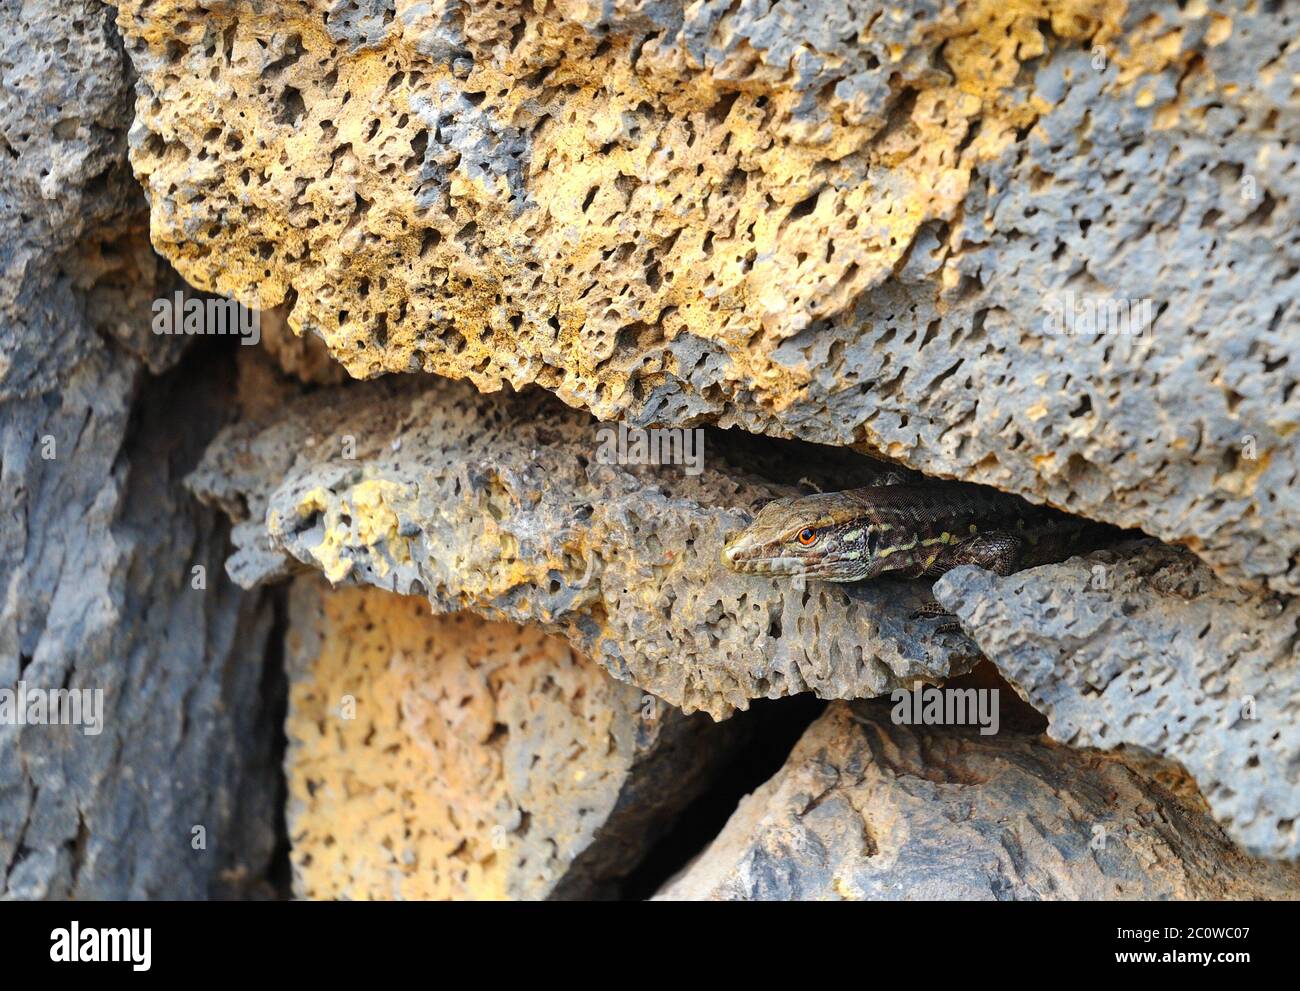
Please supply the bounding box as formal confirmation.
[1,0,1296,900]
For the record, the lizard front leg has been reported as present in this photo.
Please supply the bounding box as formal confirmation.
[933,531,1025,577]
[908,598,963,634]
[910,532,1024,632]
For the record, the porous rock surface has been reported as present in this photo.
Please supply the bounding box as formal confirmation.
[1,0,187,398]
[935,541,1300,860]
[285,578,743,899]
[111,0,1300,596]
[0,1,279,898]
[189,374,982,719]
[656,702,1300,900]
[4,0,1292,901]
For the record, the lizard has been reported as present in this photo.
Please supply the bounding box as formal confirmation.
[721,481,1112,586]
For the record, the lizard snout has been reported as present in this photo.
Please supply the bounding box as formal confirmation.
[720,526,745,563]
[721,540,740,567]
[720,529,758,570]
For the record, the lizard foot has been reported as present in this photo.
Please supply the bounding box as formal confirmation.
[910,600,962,635]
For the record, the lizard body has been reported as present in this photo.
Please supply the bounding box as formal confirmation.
[721,482,1107,582]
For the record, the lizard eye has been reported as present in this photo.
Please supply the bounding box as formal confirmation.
[797,527,818,546]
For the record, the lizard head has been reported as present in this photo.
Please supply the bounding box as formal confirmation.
[720,492,887,582]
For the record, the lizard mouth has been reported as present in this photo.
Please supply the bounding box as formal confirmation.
[721,535,821,575]
[722,552,809,575]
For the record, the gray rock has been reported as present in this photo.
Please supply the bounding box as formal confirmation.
[189,375,982,719]
[0,0,159,399]
[0,0,280,899]
[0,342,281,898]
[656,702,1300,900]
[935,541,1300,860]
